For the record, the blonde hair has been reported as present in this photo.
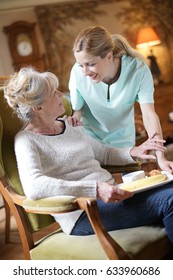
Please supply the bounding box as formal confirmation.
[73,26,145,62]
[4,67,59,122]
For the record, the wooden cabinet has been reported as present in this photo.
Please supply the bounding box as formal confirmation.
[135,83,173,141]
[154,83,173,139]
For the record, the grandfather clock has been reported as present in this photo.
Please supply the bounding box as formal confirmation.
[3,21,46,71]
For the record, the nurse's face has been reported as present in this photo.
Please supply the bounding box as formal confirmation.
[74,50,112,83]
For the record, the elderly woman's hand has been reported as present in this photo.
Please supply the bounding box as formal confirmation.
[97,181,133,203]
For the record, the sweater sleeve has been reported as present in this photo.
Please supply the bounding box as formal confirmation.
[14,133,97,200]
[86,134,136,166]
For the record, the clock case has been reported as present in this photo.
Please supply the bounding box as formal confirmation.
[3,21,45,71]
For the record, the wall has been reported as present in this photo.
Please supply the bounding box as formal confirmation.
[35,1,127,91]
[0,1,172,91]
[35,1,172,91]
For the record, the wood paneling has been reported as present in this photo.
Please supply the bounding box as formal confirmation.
[135,83,173,140]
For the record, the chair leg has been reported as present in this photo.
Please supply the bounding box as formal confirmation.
[3,198,11,243]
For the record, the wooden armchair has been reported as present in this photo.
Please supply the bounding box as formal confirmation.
[0,77,172,260]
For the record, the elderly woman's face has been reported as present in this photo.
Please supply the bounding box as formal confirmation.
[40,89,65,118]
[75,50,113,83]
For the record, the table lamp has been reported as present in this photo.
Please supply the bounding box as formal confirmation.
[136,27,162,84]
[136,27,161,49]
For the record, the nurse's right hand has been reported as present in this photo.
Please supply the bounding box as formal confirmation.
[65,115,83,127]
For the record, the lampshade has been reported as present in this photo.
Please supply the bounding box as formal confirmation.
[136,27,161,49]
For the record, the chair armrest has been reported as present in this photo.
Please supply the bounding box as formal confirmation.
[23,195,130,259]
[0,178,26,206]
[102,161,141,174]
[76,197,130,260]
[1,177,130,260]
[1,178,78,214]
[22,195,78,214]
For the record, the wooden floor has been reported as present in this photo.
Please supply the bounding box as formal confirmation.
[0,206,24,260]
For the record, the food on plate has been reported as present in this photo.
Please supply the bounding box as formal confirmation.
[119,173,167,192]
[122,170,145,183]
[148,169,162,176]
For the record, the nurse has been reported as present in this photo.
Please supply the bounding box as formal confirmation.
[68,25,173,173]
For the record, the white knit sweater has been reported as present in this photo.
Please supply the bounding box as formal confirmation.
[14,121,135,234]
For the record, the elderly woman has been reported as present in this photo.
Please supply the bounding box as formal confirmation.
[4,67,173,245]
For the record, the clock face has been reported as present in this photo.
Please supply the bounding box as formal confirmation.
[17,41,33,56]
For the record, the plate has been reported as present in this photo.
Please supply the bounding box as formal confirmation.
[117,171,173,194]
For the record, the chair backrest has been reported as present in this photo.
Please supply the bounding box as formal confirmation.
[0,85,72,232]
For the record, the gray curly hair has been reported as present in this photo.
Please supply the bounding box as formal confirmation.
[4,67,59,122]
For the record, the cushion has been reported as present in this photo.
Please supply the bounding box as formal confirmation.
[31,225,172,260]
